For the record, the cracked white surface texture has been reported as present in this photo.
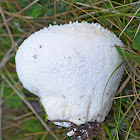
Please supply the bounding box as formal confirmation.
[15,22,125,127]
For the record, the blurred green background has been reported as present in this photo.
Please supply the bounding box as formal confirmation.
[0,0,140,140]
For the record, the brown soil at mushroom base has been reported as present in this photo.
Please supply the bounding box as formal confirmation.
[51,120,100,139]
[68,122,100,140]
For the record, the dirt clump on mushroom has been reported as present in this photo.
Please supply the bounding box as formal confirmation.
[68,121,100,140]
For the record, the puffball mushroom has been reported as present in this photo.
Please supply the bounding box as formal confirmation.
[15,21,124,138]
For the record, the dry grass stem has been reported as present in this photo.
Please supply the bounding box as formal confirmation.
[119,7,140,38]
[125,110,140,140]
[133,23,140,41]
[0,38,23,69]
[0,81,5,140]
[115,73,132,97]
[113,94,140,100]
[14,112,33,120]
[0,4,16,51]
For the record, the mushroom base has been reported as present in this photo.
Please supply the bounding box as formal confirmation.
[51,120,100,140]
[68,121,100,140]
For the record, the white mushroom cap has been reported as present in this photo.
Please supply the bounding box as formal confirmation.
[15,21,124,127]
